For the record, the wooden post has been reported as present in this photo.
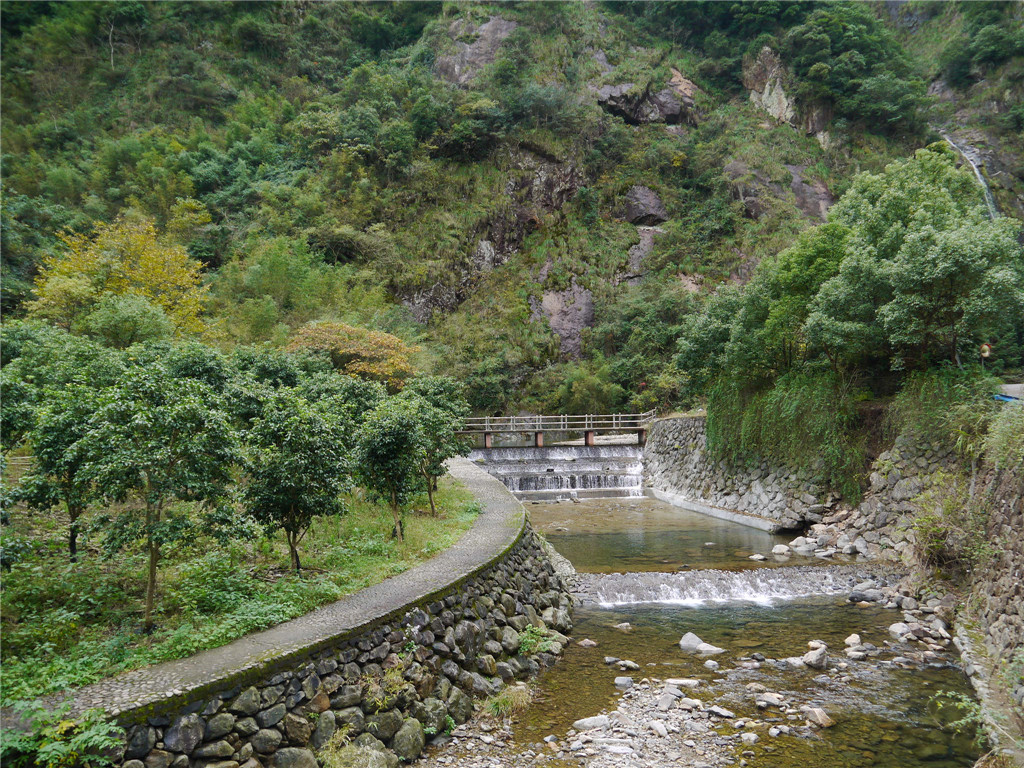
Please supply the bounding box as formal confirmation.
[484,432,493,449]
[584,430,595,446]
[535,431,544,448]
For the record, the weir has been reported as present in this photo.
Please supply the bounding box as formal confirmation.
[468,444,644,500]
[575,564,896,607]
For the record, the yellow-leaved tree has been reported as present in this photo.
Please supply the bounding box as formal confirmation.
[287,322,418,391]
[27,214,207,334]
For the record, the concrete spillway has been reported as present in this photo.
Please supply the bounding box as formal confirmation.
[468,445,643,500]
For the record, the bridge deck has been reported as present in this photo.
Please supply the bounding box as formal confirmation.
[458,410,656,434]
[458,410,656,448]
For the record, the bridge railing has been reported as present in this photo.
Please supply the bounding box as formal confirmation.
[458,410,657,434]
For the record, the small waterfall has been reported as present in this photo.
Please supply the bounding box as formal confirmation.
[576,564,897,607]
[942,133,998,219]
[469,445,643,500]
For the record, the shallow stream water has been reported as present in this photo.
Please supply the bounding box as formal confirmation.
[521,497,979,767]
[531,497,840,572]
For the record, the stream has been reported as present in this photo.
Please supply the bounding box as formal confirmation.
[518,496,980,767]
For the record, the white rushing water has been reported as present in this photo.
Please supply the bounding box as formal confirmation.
[942,133,998,219]
[578,565,892,607]
[469,445,644,500]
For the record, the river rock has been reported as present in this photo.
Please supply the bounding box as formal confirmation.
[709,706,735,719]
[573,715,610,731]
[679,632,704,652]
[648,720,668,737]
[772,545,791,556]
[845,633,861,646]
[666,678,701,689]
[741,732,760,744]
[614,676,634,689]
[889,622,912,640]
[756,692,785,708]
[749,554,767,561]
[803,647,828,669]
[698,643,726,655]
[801,707,836,728]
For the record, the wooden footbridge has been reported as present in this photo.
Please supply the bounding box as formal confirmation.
[458,410,657,448]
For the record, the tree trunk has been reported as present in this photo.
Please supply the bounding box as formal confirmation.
[390,488,404,542]
[145,536,158,632]
[287,530,301,572]
[424,471,437,516]
[65,502,83,563]
[144,500,160,632]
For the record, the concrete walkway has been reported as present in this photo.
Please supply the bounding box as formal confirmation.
[59,458,525,719]
[1000,383,1023,399]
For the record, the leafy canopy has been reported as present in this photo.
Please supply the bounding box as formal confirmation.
[241,388,350,571]
[27,215,207,335]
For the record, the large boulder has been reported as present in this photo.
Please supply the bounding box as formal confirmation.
[595,70,702,126]
[619,185,668,225]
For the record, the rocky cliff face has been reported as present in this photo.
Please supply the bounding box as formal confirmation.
[742,47,832,149]
[435,16,518,87]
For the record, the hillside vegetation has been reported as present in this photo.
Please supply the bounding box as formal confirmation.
[2,1,1023,482]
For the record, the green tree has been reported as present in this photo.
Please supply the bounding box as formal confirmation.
[0,371,36,455]
[83,293,174,349]
[16,384,100,562]
[241,389,349,571]
[77,368,238,630]
[807,146,1024,370]
[355,398,424,542]
[399,377,471,515]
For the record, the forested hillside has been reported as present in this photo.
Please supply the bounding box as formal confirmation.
[2,0,1023,414]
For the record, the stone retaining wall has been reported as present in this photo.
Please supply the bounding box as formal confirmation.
[122,528,572,768]
[58,458,574,768]
[643,415,838,530]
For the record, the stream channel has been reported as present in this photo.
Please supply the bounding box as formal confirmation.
[508,496,979,768]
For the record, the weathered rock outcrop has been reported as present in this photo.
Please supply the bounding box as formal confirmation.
[529,277,594,358]
[723,160,833,220]
[594,68,702,126]
[402,148,581,322]
[620,225,665,285]
[435,16,518,87]
[742,47,832,147]
[742,47,795,124]
[618,185,668,225]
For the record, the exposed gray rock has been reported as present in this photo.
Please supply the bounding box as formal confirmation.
[435,16,518,87]
[269,748,318,768]
[251,729,283,754]
[619,185,668,225]
[390,718,425,762]
[163,714,205,755]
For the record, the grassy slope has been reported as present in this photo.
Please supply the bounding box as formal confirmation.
[0,469,479,705]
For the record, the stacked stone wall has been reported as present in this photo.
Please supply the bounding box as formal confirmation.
[120,528,573,768]
[643,416,839,530]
